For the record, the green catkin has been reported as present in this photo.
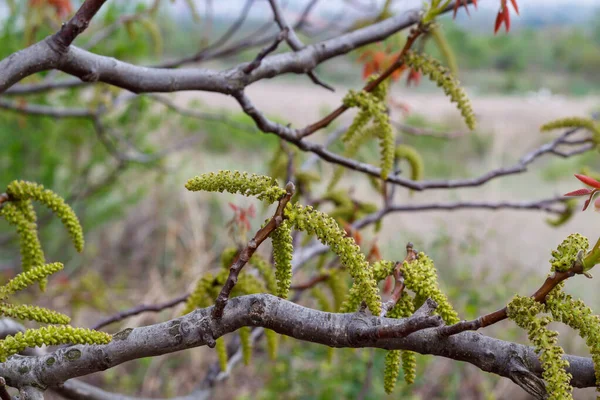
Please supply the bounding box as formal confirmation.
[383,292,415,393]
[403,51,475,130]
[311,287,331,312]
[0,303,70,325]
[507,295,573,400]
[550,233,589,272]
[342,85,395,179]
[238,326,252,365]
[0,202,45,273]
[430,25,458,76]
[264,328,279,360]
[14,200,36,223]
[329,124,379,190]
[271,220,294,299]
[220,247,239,269]
[546,284,600,392]
[0,262,63,299]
[7,180,84,253]
[249,254,277,294]
[0,325,112,362]
[215,337,228,371]
[233,273,265,297]
[372,260,395,282]
[395,144,424,181]
[339,283,362,313]
[185,171,286,204]
[285,202,381,315]
[401,351,417,385]
[402,253,459,324]
[327,270,348,310]
[384,350,402,394]
[541,117,600,144]
[182,272,225,315]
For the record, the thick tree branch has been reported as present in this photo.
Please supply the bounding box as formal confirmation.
[0,294,597,393]
[0,7,423,95]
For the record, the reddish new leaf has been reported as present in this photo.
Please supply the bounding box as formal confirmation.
[564,188,594,197]
[575,174,600,189]
[509,0,519,15]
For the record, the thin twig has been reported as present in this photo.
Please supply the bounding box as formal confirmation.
[243,28,289,74]
[298,25,423,137]
[268,0,334,91]
[439,257,587,337]
[92,293,189,331]
[212,183,295,319]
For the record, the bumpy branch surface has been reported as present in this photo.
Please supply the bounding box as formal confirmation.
[0,294,597,392]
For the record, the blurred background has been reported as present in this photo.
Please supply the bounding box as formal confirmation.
[1,0,600,398]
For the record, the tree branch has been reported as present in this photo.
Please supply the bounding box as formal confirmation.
[52,0,108,49]
[0,294,597,393]
[0,5,424,95]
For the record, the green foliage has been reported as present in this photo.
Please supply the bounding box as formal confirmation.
[507,295,573,400]
[403,51,476,130]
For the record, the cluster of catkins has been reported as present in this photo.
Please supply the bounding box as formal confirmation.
[184,170,461,392]
[0,181,111,362]
[507,233,600,399]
